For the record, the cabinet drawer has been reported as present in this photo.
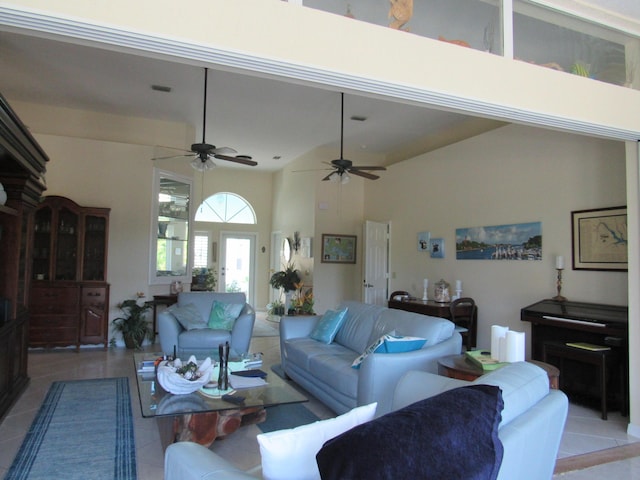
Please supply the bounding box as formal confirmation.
[31,287,79,314]
[81,287,107,307]
[29,327,78,345]
[30,314,77,328]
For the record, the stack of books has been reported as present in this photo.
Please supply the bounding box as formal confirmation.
[465,350,509,371]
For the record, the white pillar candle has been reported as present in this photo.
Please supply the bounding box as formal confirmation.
[491,325,509,360]
[423,278,429,289]
[555,255,564,269]
[505,330,526,362]
[455,280,462,290]
[498,337,508,363]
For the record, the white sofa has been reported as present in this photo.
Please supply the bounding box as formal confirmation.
[164,362,568,480]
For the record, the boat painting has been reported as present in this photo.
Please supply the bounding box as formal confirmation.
[456,222,542,261]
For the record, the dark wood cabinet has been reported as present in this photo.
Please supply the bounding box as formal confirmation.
[0,93,48,419]
[29,196,110,349]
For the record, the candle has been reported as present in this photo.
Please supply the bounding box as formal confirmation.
[455,280,462,290]
[505,330,525,362]
[555,255,564,269]
[423,278,429,289]
[491,325,509,360]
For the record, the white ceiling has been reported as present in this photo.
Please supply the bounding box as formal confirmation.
[1,1,639,172]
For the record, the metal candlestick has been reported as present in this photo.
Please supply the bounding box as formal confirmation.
[552,268,567,302]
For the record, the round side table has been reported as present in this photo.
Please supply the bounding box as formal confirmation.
[437,354,559,390]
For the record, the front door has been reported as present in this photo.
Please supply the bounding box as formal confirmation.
[219,232,256,306]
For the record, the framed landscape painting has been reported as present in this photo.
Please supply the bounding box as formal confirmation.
[571,206,627,271]
[321,234,357,264]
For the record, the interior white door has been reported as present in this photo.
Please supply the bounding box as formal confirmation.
[363,220,389,305]
[219,232,257,307]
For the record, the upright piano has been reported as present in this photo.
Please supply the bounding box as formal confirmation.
[521,299,628,411]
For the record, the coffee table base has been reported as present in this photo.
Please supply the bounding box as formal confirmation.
[157,406,267,450]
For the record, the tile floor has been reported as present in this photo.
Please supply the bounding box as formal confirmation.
[0,331,638,479]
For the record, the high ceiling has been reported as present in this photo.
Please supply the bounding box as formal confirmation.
[1,1,639,172]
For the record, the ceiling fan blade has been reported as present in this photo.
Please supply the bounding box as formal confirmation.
[212,146,238,156]
[151,153,194,161]
[321,172,336,181]
[349,169,380,180]
[349,166,387,172]
[213,154,258,166]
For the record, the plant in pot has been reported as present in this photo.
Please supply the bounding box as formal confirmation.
[269,262,301,314]
[112,292,153,349]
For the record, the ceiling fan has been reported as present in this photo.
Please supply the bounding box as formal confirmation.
[152,68,257,171]
[322,92,386,183]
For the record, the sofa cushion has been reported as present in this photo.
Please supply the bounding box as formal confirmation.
[308,349,359,399]
[316,385,504,480]
[471,361,549,427]
[333,301,386,353]
[167,303,208,330]
[208,300,244,330]
[310,307,348,344]
[351,333,426,369]
[257,402,377,480]
[370,309,454,347]
[179,328,231,350]
[178,291,247,325]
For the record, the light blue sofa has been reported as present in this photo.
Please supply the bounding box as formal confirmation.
[280,301,461,416]
[164,362,568,480]
[157,291,255,358]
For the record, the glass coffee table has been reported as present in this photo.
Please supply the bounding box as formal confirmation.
[133,352,307,449]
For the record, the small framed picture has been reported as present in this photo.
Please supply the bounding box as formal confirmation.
[430,238,445,258]
[417,231,431,252]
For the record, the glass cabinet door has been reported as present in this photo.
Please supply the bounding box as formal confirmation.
[83,214,107,281]
[55,207,79,280]
[150,169,192,284]
[32,206,52,281]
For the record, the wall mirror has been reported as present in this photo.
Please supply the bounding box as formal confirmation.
[150,169,193,284]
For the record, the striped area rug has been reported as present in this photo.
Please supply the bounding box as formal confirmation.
[5,377,136,480]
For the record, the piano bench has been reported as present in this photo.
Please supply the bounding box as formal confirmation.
[542,341,625,420]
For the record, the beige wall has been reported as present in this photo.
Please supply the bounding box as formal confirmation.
[14,101,275,342]
[365,124,627,351]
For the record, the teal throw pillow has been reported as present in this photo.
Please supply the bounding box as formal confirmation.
[310,307,348,344]
[168,303,208,330]
[352,334,426,369]
[208,301,244,331]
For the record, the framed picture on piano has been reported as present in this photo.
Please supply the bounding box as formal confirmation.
[571,206,627,271]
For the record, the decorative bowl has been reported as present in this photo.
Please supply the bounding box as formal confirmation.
[156,355,213,395]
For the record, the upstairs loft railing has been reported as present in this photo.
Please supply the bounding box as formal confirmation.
[288,0,639,90]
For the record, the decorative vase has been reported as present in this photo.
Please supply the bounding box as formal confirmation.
[0,183,6,206]
[284,291,293,314]
[218,341,230,390]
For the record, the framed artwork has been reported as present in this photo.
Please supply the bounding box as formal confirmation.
[571,206,627,271]
[456,222,542,260]
[430,238,445,258]
[417,231,431,252]
[321,234,357,264]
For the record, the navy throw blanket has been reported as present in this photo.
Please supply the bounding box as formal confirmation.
[316,384,504,480]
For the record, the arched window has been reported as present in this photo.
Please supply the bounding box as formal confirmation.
[195,192,256,224]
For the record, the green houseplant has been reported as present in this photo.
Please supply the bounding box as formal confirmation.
[269,262,301,292]
[112,293,153,349]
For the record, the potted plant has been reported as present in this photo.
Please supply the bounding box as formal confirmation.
[269,261,301,292]
[269,262,301,313]
[112,292,153,349]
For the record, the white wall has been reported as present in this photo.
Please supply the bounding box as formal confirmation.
[365,124,627,351]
